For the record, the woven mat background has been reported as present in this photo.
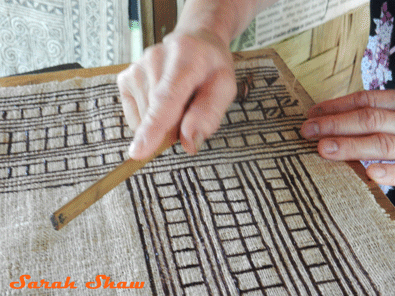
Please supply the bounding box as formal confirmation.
[1,56,395,295]
[0,0,130,77]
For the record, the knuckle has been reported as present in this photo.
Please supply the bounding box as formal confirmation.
[165,35,187,55]
[345,137,357,157]
[118,64,142,84]
[151,95,172,113]
[358,107,384,132]
[375,133,395,157]
[143,45,163,62]
[145,104,179,131]
[146,94,183,124]
[128,63,144,79]
[143,45,155,58]
[354,91,377,108]
[214,69,237,96]
[324,116,337,134]
[116,70,128,88]
[144,108,161,126]
[369,92,379,108]
[116,68,135,97]
[117,64,148,103]
[141,107,168,132]
[156,72,195,102]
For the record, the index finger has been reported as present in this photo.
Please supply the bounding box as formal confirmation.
[307,90,395,118]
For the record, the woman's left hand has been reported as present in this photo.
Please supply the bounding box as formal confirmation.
[300,90,395,186]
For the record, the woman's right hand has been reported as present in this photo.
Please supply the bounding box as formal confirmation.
[117,29,237,160]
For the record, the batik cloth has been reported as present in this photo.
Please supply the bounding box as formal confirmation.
[1,53,395,295]
[0,0,130,77]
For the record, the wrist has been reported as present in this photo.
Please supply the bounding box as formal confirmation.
[175,0,243,46]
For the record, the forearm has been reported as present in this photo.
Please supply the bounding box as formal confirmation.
[176,0,278,45]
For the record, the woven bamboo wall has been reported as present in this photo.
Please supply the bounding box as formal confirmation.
[267,4,370,104]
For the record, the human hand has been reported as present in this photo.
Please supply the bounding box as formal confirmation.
[300,90,395,186]
[117,29,237,160]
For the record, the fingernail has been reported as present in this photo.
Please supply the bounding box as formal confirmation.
[129,137,144,159]
[193,132,205,153]
[370,167,386,179]
[322,140,338,154]
[303,122,319,138]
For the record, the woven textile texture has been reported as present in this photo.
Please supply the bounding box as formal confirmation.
[0,0,130,77]
[1,55,395,295]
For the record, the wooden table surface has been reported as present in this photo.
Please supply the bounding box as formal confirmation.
[0,64,129,88]
[1,57,394,221]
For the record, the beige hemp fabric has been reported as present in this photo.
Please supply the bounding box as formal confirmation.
[1,55,395,295]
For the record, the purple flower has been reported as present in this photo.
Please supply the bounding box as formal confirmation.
[364,48,373,60]
[381,2,393,24]
[377,48,389,66]
[361,1,394,91]
[382,3,389,21]
[370,79,380,89]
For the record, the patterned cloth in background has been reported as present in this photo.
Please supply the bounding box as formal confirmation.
[361,0,395,195]
[0,0,131,77]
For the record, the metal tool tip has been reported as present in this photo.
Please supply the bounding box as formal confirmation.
[50,214,59,231]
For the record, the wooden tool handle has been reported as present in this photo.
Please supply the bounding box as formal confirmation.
[50,131,178,230]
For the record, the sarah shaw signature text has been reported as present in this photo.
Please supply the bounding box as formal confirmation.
[10,275,144,290]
